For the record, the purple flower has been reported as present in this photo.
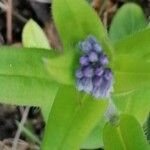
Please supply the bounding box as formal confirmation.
[83,66,94,78]
[99,53,109,65]
[89,51,98,62]
[76,36,113,99]
[83,78,93,93]
[98,78,113,98]
[95,67,104,76]
[103,68,113,80]
[93,43,102,53]
[80,56,89,66]
[79,41,92,53]
[76,79,84,91]
[93,76,102,87]
[87,36,97,45]
[92,86,101,98]
[75,69,83,78]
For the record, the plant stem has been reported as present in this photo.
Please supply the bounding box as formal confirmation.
[12,107,30,150]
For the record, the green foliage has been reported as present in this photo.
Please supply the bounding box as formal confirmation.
[22,19,50,49]
[103,115,150,150]
[114,27,150,57]
[0,47,59,120]
[53,0,113,58]
[41,86,107,150]
[22,19,58,121]
[113,89,150,124]
[109,3,148,43]
[112,54,150,93]
[0,0,149,149]
[82,117,106,149]
[44,51,78,85]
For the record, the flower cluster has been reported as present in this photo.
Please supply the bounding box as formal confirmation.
[75,36,113,99]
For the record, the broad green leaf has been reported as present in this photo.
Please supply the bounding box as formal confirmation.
[53,0,113,58]
[103,115,150,150]
[112,55,150,93]
[44,51,78,85]
[0,76,58,116]
[0,47,57,80]
[109,3,148,43]
[82,117,106,149]
[83,89,150,149]
[22,19,50,49]
[22,19,54,120]
[114,27,150,56]
[113,89,150,124]
[41,85,107,150]
[112,54,150,126]
[0,47,59,120]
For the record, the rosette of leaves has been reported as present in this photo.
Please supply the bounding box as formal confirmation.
[0,1,149,150]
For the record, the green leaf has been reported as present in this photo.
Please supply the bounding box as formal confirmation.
[109,3,148,43]
[22,19,54,121]
[44,51,78,85]
[53,0,113,58]
[103,115,150,150]
[0,75,58,116]
[82,117,106,149]
[22,19,50,49]
[112,54,150,126]
[0,47,59,120]
[41,85,108,150]
[112,55,150,93]
[0,47,56,79]
[113,89,150,124]
[114,27,150,56]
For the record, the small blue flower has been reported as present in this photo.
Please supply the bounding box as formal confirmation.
[93,76,102,87]
[83,78,93,93]
[76,78,84,91]
[87,36,97,45]
[76,36,113,99]
[75,69,83,78]
[87,35,102,52]
[80,56,89,66]
[79,40,92,53]
[99,53,109,65]
[93,43,102,53]
[95,67,104,76]
[83,66,94,78]
[88,51,98,62]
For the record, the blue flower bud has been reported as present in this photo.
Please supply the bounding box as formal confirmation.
[83,78,93,93]
[95,67,104,76]
[75,69,83,78]
[93,76,102,87]
[80,56,89,66]
[79,41,92,53]
[76,36,113,99]
[99,78,112,98]
[83,66,94,78]
[76,79,84,91]
[103,68,113,80]
[89,51,98,62]
[93,43,102,53]
[87,36,97,45]
[99,53,109,65]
